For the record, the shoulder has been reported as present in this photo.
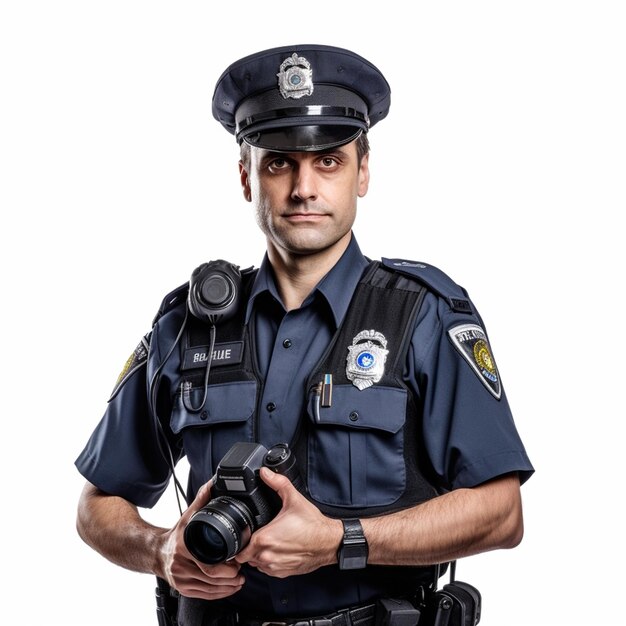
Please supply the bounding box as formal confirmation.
[150,263,258,327]
[383,258,506,399]
[151,282,189,327]
[380,257,473,315]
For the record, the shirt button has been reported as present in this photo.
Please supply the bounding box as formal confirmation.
[266,402,276,412]
[282,338,292,348]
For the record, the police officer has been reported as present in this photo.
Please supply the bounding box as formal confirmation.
[76,44,534,626]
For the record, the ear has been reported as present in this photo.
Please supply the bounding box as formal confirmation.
[239,161,252,202]
[357,153,370,198]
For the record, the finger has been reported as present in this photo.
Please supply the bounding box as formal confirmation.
[180,569,245,600]
[183,481,213,519]
[186,583,244,601]
[202,571,245,588]
[197,560,242,579]
[176,559,244,588]
[233,546,253,565]
[193,480,212,505]
[259,467,295,498]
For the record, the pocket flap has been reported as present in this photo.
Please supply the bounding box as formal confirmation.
[170,381,256,434]
[308,384,407,434]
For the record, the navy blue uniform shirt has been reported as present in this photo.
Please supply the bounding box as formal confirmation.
[76,235,533,615]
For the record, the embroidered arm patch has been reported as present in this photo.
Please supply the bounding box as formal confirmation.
[447,323,501,400]
[109,336,149,400]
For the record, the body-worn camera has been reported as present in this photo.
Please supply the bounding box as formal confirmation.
[184,442,303,564]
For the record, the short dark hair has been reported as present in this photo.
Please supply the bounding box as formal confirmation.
[239,131,370,170]
[355,132,370,163]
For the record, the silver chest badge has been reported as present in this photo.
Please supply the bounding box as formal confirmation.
[346,330,389,390]
[277,53,314,99]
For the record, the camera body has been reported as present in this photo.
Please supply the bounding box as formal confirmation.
[187,259,242,324]
[184,442,302,564]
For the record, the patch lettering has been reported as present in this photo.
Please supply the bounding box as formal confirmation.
[448,323,501,399]
[182,341,244,370]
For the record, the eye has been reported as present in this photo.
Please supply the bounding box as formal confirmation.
[267,157,289,171]
[319,156,339,169]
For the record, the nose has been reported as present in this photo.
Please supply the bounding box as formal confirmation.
[291,161,318,202]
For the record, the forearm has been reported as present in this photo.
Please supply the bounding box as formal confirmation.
[361,473,523,566]
[76,482,168,578]
[77,481,246,600]
[236,469,523,578]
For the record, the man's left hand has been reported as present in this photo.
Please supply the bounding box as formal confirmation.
[234,467,342,577]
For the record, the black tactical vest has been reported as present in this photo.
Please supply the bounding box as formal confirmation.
[293,261,440,518]
[175,261,442,516]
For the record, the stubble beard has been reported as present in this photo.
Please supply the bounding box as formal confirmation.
[257,203,352,257]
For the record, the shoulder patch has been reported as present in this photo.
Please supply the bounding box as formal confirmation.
[109,335,150,400]
[381,258,473,314]
[448,323,501,400]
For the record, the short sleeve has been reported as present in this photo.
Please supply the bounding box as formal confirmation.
[408,293,534,490]
[74,330,174,508]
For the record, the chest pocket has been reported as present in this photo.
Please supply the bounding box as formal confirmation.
[306,384,407,508]
[171,380,257,480]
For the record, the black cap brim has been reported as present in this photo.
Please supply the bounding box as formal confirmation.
[242,124,364,152]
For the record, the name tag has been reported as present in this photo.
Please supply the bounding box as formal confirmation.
[181,342,244,370]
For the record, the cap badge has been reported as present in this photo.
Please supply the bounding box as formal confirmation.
[277,53,314,99]
[346,330,389,390]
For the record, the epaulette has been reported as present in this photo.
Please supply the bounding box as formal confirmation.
[381,257,474,315]
[152,283,189,327]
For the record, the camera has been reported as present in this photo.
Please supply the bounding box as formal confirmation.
[184,442,303,564]
[187,260,242,324]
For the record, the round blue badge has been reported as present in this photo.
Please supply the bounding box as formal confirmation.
[356,351,375,369]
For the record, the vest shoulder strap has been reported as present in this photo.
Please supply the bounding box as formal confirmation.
[309,260,427,387]
[381,257,474,315]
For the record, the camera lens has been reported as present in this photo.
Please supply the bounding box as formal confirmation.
[188,523,229,561]
[184,496,254,564]
[200,273,235,307]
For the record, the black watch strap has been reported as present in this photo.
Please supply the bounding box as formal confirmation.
[337,518,368,570]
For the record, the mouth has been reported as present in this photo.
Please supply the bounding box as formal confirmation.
[284,213,327,222]
[282,208,329,223]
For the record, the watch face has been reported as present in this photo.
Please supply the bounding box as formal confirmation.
[339,542,368,570]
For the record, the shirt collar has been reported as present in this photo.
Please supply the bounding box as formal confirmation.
[245,235,370,328]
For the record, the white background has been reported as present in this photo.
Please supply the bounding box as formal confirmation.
[1,1,624,625]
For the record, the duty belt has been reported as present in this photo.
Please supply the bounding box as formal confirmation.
[234,603,377,626]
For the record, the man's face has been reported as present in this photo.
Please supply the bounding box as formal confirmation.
[240,140,370,257]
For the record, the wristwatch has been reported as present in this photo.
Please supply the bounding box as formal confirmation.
[337,518,369,570]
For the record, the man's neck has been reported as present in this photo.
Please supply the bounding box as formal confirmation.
[267,234,351,311]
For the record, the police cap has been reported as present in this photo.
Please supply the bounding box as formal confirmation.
[212,44,391,152]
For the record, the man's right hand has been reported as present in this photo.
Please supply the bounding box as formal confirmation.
[160,481,245,600]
